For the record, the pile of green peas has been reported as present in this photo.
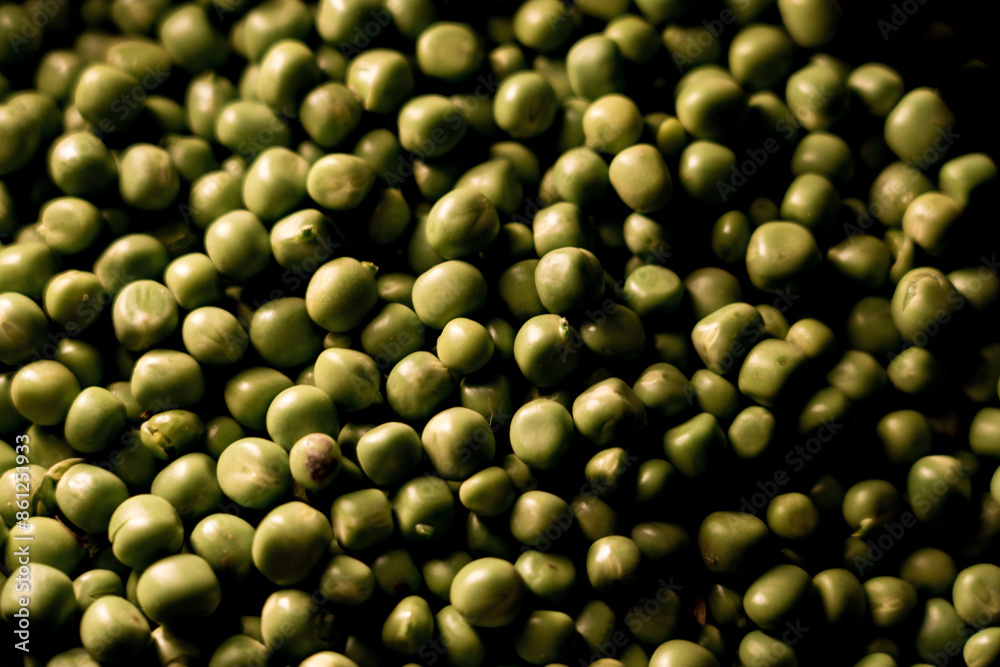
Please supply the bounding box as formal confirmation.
[0,0,999,665]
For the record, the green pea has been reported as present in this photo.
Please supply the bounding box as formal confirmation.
[422,552,472,603]
[150,452,222,522]
[583,535,639,594]
[864,576,918,628]
[112,279,178,352]
[604,15,659,64]
[380,595,434,655]
[261,589,337,661]
[678,140,737,205]
[180,306,248,367]
[887,347,944,395]
[566,34,624,101]
[249,501,331,587]
[108,494,185,569]
[892,272,964,345]
[826,350,886,401]
[489,71,559,141]
[908,455,972,524]
[952,563,1000,626]
[215,436,291,510]
[450,557,525,627]
[884,88,955,165]
[161,254,221,311]
[512,551,575,603]
[513,0,572,52]
[0,241,59,300]
[728,24,793,91]
[736,339,808,407]
[46,131,117,198]
[764,492,819,540]
[0,465,47,526]
[847,63,904,117]
[778,0,842,47]
[318,554,375,606]
[897,547,956,599]
[73,569,124,612]
[78,594,151,662]
[10,360,80,426]
[55,463,128,534]
[813,568,866,626]
[331,488,393,551]
[676,76,747,142]
[203,210,270,282]
[746,221,822,294]
[551,146,610,207]
[965,627,1000,667]
[513,609,576,664]
[424,607,483,667]
[663,412,727,478]
[649,640,719,667]
[397,94,468,160]
[4,517,82,575]
[939,152,997,207]
[189,513,255,580]
[608,144,674,213]
[305,257,378,333]
[698,511,769,575]
[0,293,47,366]
[573,378,647,448]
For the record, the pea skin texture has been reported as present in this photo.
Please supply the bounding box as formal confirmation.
[0,3,997,666]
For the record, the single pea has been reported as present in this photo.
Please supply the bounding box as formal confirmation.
[939,152,998,207]
[4,517,82,575]
[676,76,747,142]
[887,346,944,395]
[813,568,866,626]
[186,169,242,229]
[949,266,1000,311]
[305,257,378,332]
[164,254,223,311]
[864,576,918,628]
[532,202,593,256]
[180,307,248,367]
[828,235,891,290]
[318,554,375,606]
[313,348,381,413]
[847,63,904,117]
[108,494,185,569]
[884,88,956,165]
[0,292,49,366]
[965,627,1000,667]
[952,563,1000,626]
[585,535,641,594]
[0,241,59,299]
[566,35,624,101]
[112,279,178,352]
[393,475,456,543]
[512,0,572,52]
[47,131,117,197]
[728,24,793,91]
[845,296,901,355]
[573,378,648,448]
[678,140,738,205]
[901,191,963,257]
[11,360,80,426]
[216,437,290,509]
[330,488,394,552]
[608,144,674,213]
[746,221,823,294]
[778,0,842,47]
[63,384,125,454]
[73,569,124,613]
[551,146,610,207]
[513,610,576,665]
[73,64,143,132]
[662,412,726,478]
[603,14,659,63]
[827,350,887,402]
[514,551,576,603]
[150,452,223,522]
[385,351,456,420]
[449,557,525,628]
[897,547,957,599]
[157,3,227,71]
[891,267,963,343]
[649,640,719,667]
[420,407,495,481]
[260,588,337,661]
[766,492,820,540]
[698,511,769,575]
[203,210,271,282]
[492,71,559,140]
[189,513,255,580]
[250,501,331,587]
[397,94,468,159]
[302,82,363,149]
[908,455,972,524]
